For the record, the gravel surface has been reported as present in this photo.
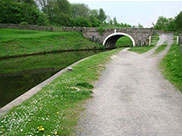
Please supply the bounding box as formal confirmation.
[76,33,182,136]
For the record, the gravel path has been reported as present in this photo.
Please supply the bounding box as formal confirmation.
[76,33,182,136]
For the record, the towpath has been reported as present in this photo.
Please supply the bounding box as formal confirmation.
[76,33,182,136]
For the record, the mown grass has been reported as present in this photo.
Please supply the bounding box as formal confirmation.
[0,48,122,136]
[128,33,160,53]
[0,29,103,57]
[116,36,132,47]
[160,43,182,92]
[154,43,168,54]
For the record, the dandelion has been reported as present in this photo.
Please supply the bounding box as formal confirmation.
[37,126,45,132]
[54,131,58,135]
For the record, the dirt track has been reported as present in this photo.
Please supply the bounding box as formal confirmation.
[76,33,182,136]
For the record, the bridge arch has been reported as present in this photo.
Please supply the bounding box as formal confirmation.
[103,32,136,47]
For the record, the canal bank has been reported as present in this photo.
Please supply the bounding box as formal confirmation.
[0,48,122,136]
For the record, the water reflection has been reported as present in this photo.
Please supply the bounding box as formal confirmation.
[0,50,102,108]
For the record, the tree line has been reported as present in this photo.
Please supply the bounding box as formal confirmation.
[0,0,134,28]
[154,11,182,33]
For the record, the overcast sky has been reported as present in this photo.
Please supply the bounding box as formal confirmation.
[68,0,182,27]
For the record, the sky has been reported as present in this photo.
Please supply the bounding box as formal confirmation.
[68,0,182,27]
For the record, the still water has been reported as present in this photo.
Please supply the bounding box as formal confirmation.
[0,50,102,108]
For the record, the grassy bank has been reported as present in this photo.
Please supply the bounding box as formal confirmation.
[160,43,182,92]
[128,33,160,53]
[0,29,103,57]
[0,48,122,136]
[154,43,167,54]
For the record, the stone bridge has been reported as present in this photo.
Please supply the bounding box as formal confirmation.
[81,28,154,47]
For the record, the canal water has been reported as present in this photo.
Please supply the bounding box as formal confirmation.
[0,50,102,108]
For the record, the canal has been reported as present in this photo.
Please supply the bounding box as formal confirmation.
[0,50,103,108]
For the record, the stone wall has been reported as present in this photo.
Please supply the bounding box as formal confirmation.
[0,24,53,31]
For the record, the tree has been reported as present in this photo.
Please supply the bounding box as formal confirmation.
[89,16,100,27]
[0,0,48,25]
[154,16,169,31]
[138,23,143,28]
[89,9,99,18]
[167,18,176,32]
[71,4,89,18]
[175,11,182,32]
[42,0,71,26]
[113,17,118,26]
[98,8,106,23]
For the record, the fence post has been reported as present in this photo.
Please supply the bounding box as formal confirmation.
[149,36,152,46]
[176,36,179,45]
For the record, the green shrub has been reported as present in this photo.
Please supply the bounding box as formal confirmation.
[20,22,28,25]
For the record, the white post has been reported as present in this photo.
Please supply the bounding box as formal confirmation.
[114,29,117,33]
[149,36,152,46]
[177,36,179,45]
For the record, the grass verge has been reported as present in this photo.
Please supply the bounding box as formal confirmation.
[128,33,159,54]
[0,29,103,57]
[116,36,132,47]
[160,43,182,92]
[154,43,168,54]
[0,48,122,136]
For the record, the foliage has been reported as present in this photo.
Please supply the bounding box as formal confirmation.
[154,16,169,31]
[89,16,100,27]
[20,22,28,25]
[160,43,182,92]
[98,8,107,23]
[0,29,104,57]
[71,3,89,18]
[73,17,91,27]
[113,17,118,26]
[154,11,182,32]
[0,0,48,26]
[0,48,122,135]
[175,11,182,33]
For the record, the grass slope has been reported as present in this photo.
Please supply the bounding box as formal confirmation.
[0,29,103,57]
[160,43,182,92]
[128,33,160,53]
[0,48,122,136]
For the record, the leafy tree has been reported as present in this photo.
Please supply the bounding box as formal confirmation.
[113,17,118,26]
[154,16,169,31]
[138,23,143,28]
[89,16,100,27]
[0,0,23,24]
[167,18,176,32]
[89,9,99,18]
[42,0,71,26]
[175,11,182,32]
[71,4,89,18]
[0,0,48,25]
[98,8,107,23]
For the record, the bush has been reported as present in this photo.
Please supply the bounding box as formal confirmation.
[20,22,28,25]
[73,17,91,27]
